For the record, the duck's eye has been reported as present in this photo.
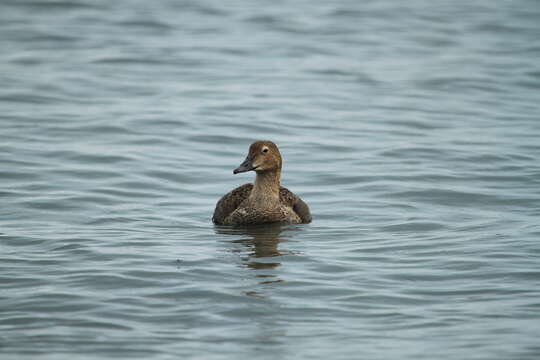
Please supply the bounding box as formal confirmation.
[262,148,269,153]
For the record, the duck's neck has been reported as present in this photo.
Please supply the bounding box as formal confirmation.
[250,169,281,203]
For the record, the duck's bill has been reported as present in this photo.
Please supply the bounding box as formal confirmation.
[233,158,257,174]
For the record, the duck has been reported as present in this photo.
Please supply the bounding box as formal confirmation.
[212,141,312,226]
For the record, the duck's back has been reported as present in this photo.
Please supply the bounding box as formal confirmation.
[212,184,311,226]
[278,187,312,224]
[212,184,253,225]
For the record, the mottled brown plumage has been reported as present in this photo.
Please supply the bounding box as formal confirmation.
[212,141,312,226]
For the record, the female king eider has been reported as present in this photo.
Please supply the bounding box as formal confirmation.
[212,141,312,226]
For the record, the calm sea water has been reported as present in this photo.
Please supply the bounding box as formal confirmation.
[1,0,540,359]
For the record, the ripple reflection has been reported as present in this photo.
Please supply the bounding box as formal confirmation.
[216,224,299,296]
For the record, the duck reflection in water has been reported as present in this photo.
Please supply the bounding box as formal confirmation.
[216,223,300,296]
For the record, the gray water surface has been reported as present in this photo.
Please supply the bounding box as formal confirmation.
[1,0,540,359]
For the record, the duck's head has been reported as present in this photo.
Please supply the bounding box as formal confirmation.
[233,141,282,174]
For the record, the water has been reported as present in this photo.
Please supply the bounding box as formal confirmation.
[1,0,540,358]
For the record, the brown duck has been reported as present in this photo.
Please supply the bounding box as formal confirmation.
[212,141,312,226]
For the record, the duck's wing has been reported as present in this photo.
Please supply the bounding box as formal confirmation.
[279,187,312,224]
[212,184,253,225]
